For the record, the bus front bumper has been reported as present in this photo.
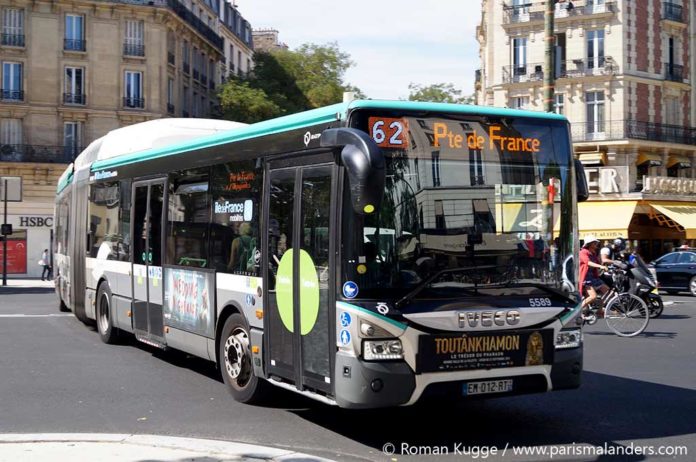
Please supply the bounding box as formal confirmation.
[333,346,582,409]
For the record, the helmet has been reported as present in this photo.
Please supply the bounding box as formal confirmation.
[613,238,625,250]
[583,235,600,247]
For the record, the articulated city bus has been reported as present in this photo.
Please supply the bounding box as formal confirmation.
[54,100,588,408]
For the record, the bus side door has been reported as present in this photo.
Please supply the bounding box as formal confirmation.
[131,179,166,345]
[264,154,337,395]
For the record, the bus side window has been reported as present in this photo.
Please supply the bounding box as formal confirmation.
[166,169,210,268]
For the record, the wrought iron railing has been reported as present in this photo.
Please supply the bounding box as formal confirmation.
[63,93,86,105]
[503,58,616,83]
[571,120,696,145]
[663,2,684,22]
[503,0,616,24]
[665,63,684,82]
[165,0,223,51]
[0,144,83,163]
[123,42,145,57]
[123,96,144,109]
[1,33,24,47]
[64,39,86,51]
[1,89,23,101]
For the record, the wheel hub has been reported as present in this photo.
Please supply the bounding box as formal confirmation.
[224,328,250,383]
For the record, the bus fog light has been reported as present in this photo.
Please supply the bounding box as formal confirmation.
[363,339,404,360]
[555,329,582,349]
[360,322,375,337]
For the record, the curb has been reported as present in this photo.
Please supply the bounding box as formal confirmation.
[0,434,335,461]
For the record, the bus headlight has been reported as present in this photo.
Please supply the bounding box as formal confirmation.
[363,339,404,361]
[555,329,582,349]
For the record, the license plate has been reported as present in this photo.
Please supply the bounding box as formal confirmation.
[464,379,513,396]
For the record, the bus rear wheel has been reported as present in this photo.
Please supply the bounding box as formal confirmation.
[96,283,119,344]
[219,313,267,403]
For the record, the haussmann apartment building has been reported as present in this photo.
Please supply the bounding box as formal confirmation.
[0,0,253,277]
[477,0,696,261]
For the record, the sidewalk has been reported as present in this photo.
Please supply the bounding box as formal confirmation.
[0,434,335,461]
[0,278,54,289]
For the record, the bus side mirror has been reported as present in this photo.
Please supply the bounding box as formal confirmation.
[321,127,385,215]
[575,159,589,202]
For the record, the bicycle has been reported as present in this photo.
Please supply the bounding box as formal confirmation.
[582,267,650,337]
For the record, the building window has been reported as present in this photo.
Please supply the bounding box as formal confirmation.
[88,181,131,261]
[182,40,190,74]
[1,61,22,101]
[64,121,82,158]
[587,29,605,70]
[124,20,144,56]
[201,95,206,116]
[2,8,24,47]
[431,151,441,187]
[511,96,529,109]
[123,71,143,108]
[512,37,527,75]
[193,47,200,80]
[554,93,564,115]
[470,148,485,185]
[0,118,22,156]
[209,59,215,88]
[237,50,242,75]
[193,91,198,117]
[167,78,174,114]
[65,14,85,51]
[228,44,235,72]
[64,67,85,105]
[182,85,189,117]
[435,200,446,229]
[586,91,605,136]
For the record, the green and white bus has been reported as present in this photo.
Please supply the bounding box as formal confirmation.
[54,100,588,408]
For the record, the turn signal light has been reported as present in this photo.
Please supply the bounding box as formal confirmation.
[127,310,132,318]
[251,345,260,354]
[255,310,263,319]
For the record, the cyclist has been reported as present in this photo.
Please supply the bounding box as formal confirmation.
[580,235,609,314]
[600,237,626,266]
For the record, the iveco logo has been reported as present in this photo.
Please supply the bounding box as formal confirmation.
[458,310,521,328]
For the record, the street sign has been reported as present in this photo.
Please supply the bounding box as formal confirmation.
[0,176,22,202]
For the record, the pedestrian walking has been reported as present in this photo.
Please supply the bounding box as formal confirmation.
[40,249,52,281]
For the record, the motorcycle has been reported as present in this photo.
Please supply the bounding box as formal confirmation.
[606,257,663,318]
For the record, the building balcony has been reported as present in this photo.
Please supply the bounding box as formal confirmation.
[165,0,223,52]
[123,97,144,109]
[503,1,616,25]
[168,51,175,65]
[571,120,696,146]
[1,89,23,101]
[662,2,684,22]
[1,33,24,47]
[0,144,82,163]
[167,103,175,114]
[123,43,145,57]
[64,39,86,52]
[63,93,86,105]
[665,63,685,83]
[503,58,616,83]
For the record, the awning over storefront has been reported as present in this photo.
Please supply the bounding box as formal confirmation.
[578,201,637,240]
[578,152,607,166]
[667,155,692,169]
[637,153,663,166]
[651,203,696,239]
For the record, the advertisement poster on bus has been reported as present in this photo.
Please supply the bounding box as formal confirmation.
[0,238,27,274]
[163,268,214,338]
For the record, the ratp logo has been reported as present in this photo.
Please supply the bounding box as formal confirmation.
[303,131,321,147]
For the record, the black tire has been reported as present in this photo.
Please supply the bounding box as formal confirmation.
[690,276,696,297]
[96,283,119,344]
[59,296,70,312]
[647,295,664,318]
[219,313,268,404]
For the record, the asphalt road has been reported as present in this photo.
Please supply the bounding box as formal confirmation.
[1,289,694,461]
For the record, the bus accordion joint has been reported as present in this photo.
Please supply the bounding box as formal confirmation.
[321,127,385,215]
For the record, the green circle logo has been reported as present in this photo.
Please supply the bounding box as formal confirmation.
[275,249,320,335]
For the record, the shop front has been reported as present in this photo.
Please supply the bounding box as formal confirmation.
[0,214,54,278]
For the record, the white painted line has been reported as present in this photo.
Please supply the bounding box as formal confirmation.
[663,301,675,306]
[0,314,73,318]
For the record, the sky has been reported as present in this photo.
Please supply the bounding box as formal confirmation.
[234,0,481,101]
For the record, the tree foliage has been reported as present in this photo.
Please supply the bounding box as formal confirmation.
[407,83,472,104]
[218,42,362,122]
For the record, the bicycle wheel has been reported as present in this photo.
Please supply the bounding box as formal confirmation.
[604,293,649,337]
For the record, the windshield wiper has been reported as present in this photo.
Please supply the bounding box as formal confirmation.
[395,267,478,309]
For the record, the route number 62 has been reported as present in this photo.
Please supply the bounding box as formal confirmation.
[528,297,552,307]
[368,117,409,149]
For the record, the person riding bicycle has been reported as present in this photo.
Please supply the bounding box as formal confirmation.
[580,235,609,314]
[600,237,626,266]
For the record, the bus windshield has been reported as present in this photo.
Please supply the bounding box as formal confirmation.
[343,113,577,306]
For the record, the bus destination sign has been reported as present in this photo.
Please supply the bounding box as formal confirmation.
[417,329,554,373]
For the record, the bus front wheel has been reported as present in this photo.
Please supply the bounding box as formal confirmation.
[219,313,267,403]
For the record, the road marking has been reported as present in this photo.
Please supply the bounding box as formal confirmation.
[0,314,73,318]
[664,301,675,306]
